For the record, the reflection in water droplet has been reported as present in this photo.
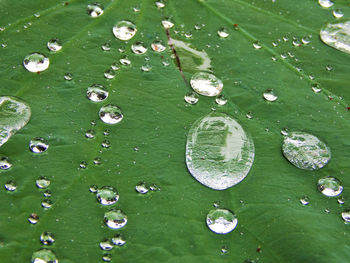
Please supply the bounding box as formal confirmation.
[23,53,49,72]
[42,199,52,209]
[217,27,229,38]
[300,195,310,205]
[253,41,262,49]
[162,19,174,29]
[131,41,147,54]
[190,72,223,97]
[312,84,322,93]
[215,94,227,105]
[101,42,111,51]
[281,128,289,136]
[0,157,12,170]
[64,72,73,81]
[99,105,123,124]
[87,3,104,17]
[89,184,98,193]
[80,161,88,169]
[206,208,238,234]
[113,20,137,41]
[135,182,149,194]
[221,245,229,255]
[184,91,199,105]
[186,113,255,190]
[104,209,128,229]
[342,209,350,222]
[4,180,16,191]
[31,248,57,263]
[40,232,55,245]
[317,176,343,197]
[101,140,110,148]
[320,20,350,54]
[155,1,165,9]
[96,186,119,205]
[112,234,126,246]
[93,157,101,165]
[318,0,333,8]
[102,254,112,262]
[87,84,108,102]
[282,132,330,170]
[30,137,49,153]
[151,40,166,52]
[36,177,51,189]
[338,197,345,204]
[120,56,131,65]
[333,9,344,19]
[263,89,278,102]
[104,69,116,79]
[47,38,62,52]
[141,63,152,72]
[100,239,114,250]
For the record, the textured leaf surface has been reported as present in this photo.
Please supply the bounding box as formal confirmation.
[0,0,349,262]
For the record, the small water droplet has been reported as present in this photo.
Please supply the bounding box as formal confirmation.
[100,239,114,250]
[41,199,52,209]
[333,8,344,19]
[215,94,227,105]
[141,62,152,72]
[213,201,221,208]
[217,27,229,38]
[318,0,333,8]
[246,112,253,119]
[338,197,345,204]
[221,245,229,255]
[36,177,51,189]
[101,42,111,51]
[162,18,174,29]
[85,129,95,139]
[43,190,51,197]
[87,84,108,102]
[263,89,278,102]
[110,62,120,71]
[31,249,57,263]
[103,129,110,136]
[87,3,104,17]
[64,72,73,81]
[89,184,98,193]
[101,140,110,148]
[0,157,12,170]
[93,157,101,165]
[112,234,126,246]
[135,181,149,194]
[280,128,289,136]
[151,40,166,52]
[190,72,223,97]
[320,20,350,54]
[282,132,331,170]
[80,161,88,169]
[90,120,96,126]
[317,176,343,197]
[302,36,311,45]
[292,38,302,47]
[149,184,160,191]
[206,208,238,234]
[119,56,131,65]
[102,253,112,262]
[113,20,137,41]
[96,186,119,205]
[312,84,322,93]
[47,38,62,52]
[341,209,350,222]
[29,137,49,153]
[131,41,147,54]
[300,195,310,205]
[40,232,55,245]
[104,68,116,79]
[104,209,128,229]
[4,180,16,191]
[326,64,333,71]
[280,53,288,59]
[28,213,39,224]
[184,91,199,104]
[133,5,141,12]
[99,105,123,125]
[23,53,49,72]
[155,1,165,9]
[253,41,262,49]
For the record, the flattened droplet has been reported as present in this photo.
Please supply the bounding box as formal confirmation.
[320,20,350,54]
[186,113,255,190]
[190,72,223,97]
[282,132,330,170]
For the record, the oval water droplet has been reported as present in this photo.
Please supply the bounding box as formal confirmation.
[263,89,278,102]
[104,209,127,229]
[131,41,147,54]
[282,132,331,170]
[101,42,111,51]
[31,248,57,263]
[28,213,39,224]
[85,129,95,139]
[100,239,114,250]
[215,94,227,106]
[64,72,73,81]
[119,56,131,65]
[190,72,223,97]
[87,84,108,102]
[151,40,166,52]
[0,157,12,170]
[206,208,238,234]
[47,38,62,52]
[135,181,149,194]
[333,8,344,19]
[300,195,310,205]
[318,0,333,8]
[253,41,262,49]
[104,69,116,79]
[40,232,55,245]
[4,180,16,191]
[113,20,137,41]
[23,53,49,72]
[186,113,255,190]
[317,176,343,197]
[102,254,112,262]
[184,91,199,105]
[141,63,152,72]
[320,20,350,54]
[112,234,126,246]
[96,186,119,205]
[41,199,52,209]
[29,137,49,153]
[162,19,174,29]
[341,209,350,222]
[99,105,123,124]
[217,27,229,38]
[155,1,165,9]
[36,176,51,189]
[87,3,104,17]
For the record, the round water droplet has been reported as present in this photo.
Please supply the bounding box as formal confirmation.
[101,140,110,148]
[29,137,49,153]
[320,20,350,54]
[113,20,137,41]
[99,105,123,125]
[85,129,95,139]
[47,38,62,52]
[23,53,49,72]
[341,209,350,222]
[43,190,51,197]
[36,176,51,189]
[318,0,333,8]
[253,41,262,49]
[326,64,333,71]
[112,234,126,246]
[28,213,39,224]
[96,186,119,205]
[42,199,52,209]
[282,132,331,170]
[40,232,55,245]
[93,157,101,165]
[162,19,174,29]
[89,184,98,193]
[155,1,165,8]
[102,254,112,262]
[151,40,166,52]
[217,27,229,38]
[80,161,88,169]
[221,245,229,255]
[101,42,111,51]
[100,239,114,251]
[333,8,344,19]
[263,89,278,102]
[31,249,57,263]
[184,91,199,105]
[312,84,322,93]
[0,157,12,170]
[64,72,73,81]
[87,84,108,102]
[317,176,343,197]
[206,208,238,234]
[104,69,116,79]
[103,129,110,136]
[120,56,131,65]
[190,72,223,97]
[186,113,255,190]
[87,3,104,17]
[215,94,227,105]
[302,36,311,45]
[281,128,289,136]
[4,180,16,191]
[135,181,149,194]
[104,209,127,229]
[141,63,152,72]
[300,195,309,205]
[131,41,147,54]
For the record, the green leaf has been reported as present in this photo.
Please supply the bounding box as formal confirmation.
[0,0,349,262]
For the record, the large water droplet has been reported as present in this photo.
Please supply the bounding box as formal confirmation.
[87,84,108,102]
[104,209,127,229]
[131,41,147,54]
[0,157,12,170]
[113,21,137,41]
[31,248,57,263]
[190,72,223,97]
[206,208,238,234]
[318,0,333,8]
[186,113,255,190]
[87,3,104,17]
[47,38,62,52]
[40,232,55,245]
[282,132,330,170]
[23,53,49,72]
[29,137,49,153]
[0,96,31,148]
[96,186,119,205]
[320,20,350,54]
[317,176,343,197]
[99,105,123,124]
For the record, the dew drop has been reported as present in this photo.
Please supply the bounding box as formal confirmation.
[206,208,238,234]
[85,129,95,139]
[43,190,51,197]
[281,128,289,136]
[292,38,302,47]
[87,3,104,17]
[155,1,165,9]
[99,105,123,125]
[104,209,128,229]
[312,84,322,93]
[113,20,137,41]
[141,62,152,72]
[36,177,51,189]
[4,180,16,191]
[64,72,73,81]
[341,209,350,222]
[104,69,116,79]
[300,195,310,205]
[333,9,344,19]
[317,176,343,197]
[253,41,262,49]
[190,72,223,97]
[31,248,57,263]
[23,53,49,72]
[40,232,55,245]
[101,140,110,148]
[102,254,112,262]
[93,157,101,165]
[0,157,12,170]
[119,56,131,65]
[100,239,114,251]
[320,20,350,54]
[184,91,199,105]
[112,234,126,246]
[246,112,253,119]
[80,161,88,169]
[151,40,166,52]
[326,64,333,71]
[111,63,120,71]
[162,19,174,29]
[338,197,345,204]
[263,89,278,102]
[29,137,49,153]
[87,84,108,102]
[28,213,39,224]
[215,94,227,105]
[89,184,98,193]
[41,199,52,209]
[96,186,119,205]
[221,245,229,255]
[47,38,62,52]
[302,36,311,45]
[186,113,255,190]
[217,27,229,38]
[149,184,160,191]
[103,129,110,136]
[282,132,330,170]
[131,41,147,54]
[101,42,111,51]
[135,181,149,194]
[318,0,333,8]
